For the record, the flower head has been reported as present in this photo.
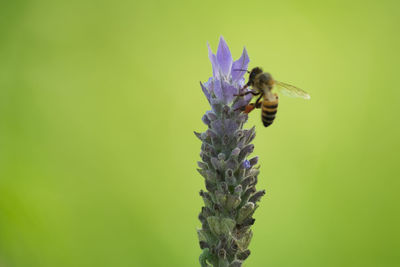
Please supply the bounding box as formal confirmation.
[201,36,252,106]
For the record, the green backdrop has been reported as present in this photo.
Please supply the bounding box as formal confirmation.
[1,0,399,266]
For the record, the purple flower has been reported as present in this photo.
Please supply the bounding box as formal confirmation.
[243,160,251,169]
[202,36,252,105]
[196,37,264,267]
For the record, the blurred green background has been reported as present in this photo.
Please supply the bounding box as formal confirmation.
[1,0,399,266]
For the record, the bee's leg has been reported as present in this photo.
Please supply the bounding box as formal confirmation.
[254,94,263,108]
[234,90,259,97]
[244,104,256,114]
[235,102,256,112]
[240,84,248,91]
[243,93,263,113]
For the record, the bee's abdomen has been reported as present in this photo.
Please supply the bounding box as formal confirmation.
[261,98,278,127]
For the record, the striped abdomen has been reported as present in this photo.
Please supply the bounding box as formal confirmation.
[261,95,278,127]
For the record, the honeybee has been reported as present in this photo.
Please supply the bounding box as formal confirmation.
[234,67,310,127]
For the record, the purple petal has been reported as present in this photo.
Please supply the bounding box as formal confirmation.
[232,98,249,111]
[232,88,252,110]
[200,82,211,103]
[210,120,223,135]
[213,80,238,104]
[216,36,233,77]
[232,47,250,82]
[206,110,217,121]
[223,119,238,134]
[204,77,213,89]
[202,114,211,126]
[207,42,218,78]
[243,160,251,169]
[244,90,253,102]
[213,80,223,102]
[220,80,238,104]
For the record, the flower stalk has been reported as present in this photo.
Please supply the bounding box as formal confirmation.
[196,37,265,267]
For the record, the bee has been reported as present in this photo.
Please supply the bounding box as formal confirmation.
[234,67,310,127]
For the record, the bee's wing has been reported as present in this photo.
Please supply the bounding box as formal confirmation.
[274,80,310,99]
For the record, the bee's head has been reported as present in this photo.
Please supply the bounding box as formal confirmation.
[248,67,263,86]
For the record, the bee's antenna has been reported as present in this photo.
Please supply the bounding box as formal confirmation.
[233,69,250,73]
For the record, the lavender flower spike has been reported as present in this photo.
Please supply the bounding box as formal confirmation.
[196,37,265,267]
